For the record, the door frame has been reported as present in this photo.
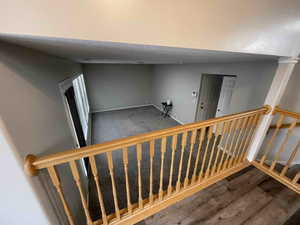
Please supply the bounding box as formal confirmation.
[215,75,237,117]
[59,74,90,176]
[59,74,82,149]
[194,74,236,122]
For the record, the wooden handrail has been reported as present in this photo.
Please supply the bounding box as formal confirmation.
[269,122,300,130]
[268,106,300,130]
[257,106,300,194]
[25,105,270,174]
[273,106,300,119]
[25,106,270,225]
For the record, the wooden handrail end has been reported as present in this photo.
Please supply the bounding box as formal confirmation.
[24,154,38,176]
[263,105,272,114]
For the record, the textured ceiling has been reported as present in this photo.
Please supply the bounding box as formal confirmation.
[0,34,279,64]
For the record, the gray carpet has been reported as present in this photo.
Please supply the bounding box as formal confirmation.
[89,106,221,221]
[92,105,179,144]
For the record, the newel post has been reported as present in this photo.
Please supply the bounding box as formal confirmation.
[247,57,299,161]
[24,154,39,176]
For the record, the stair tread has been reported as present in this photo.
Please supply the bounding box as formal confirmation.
[143,180,229,225]
[283,208,300,225]
[199,187,272,225]
[140,167,300,225]
[242,188,300,225]
[258,177,286,197]
[143,168,269,225]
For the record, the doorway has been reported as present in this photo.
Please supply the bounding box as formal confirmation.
[195,74,236,121]
[59,74,90,175]
[64,86,87,148]
[64,86,91,174]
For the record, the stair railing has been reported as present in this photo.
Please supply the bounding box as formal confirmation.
[25,106,270,225]
[253,106,300,194]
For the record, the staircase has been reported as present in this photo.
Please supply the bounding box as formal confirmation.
[138,167,300,225]
[24,105,300,225]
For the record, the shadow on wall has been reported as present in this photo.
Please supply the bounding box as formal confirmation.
[0,41,81,157]
[0,41,86,225]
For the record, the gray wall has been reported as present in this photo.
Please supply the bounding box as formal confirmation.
[84,62,277,125]
[84,64,153,112]
[152,62,277,124]
[0,42,85,225]
[0,43,79,157]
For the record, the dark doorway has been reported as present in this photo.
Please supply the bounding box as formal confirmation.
[65,86,87,148]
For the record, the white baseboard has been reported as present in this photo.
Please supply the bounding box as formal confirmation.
[91,104,153,113]
[152,104,184,125]
[91,103,184,125]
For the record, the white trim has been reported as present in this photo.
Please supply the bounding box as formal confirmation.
[278,57,299,64]
[59,74,90,145]
[73,75,89,139]
[59,86,80,149]
[91,103,185,125]
[59,74,81,93]
[152,104,184,125]
[91,104,153,113]
[86,113,92,146]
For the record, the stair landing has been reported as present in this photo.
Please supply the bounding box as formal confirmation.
[137,167,300,225]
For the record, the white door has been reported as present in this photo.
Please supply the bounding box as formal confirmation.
[215,76,236,117]
[196,75,223,121]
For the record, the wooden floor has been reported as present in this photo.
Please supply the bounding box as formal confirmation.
[136,166,300,225]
